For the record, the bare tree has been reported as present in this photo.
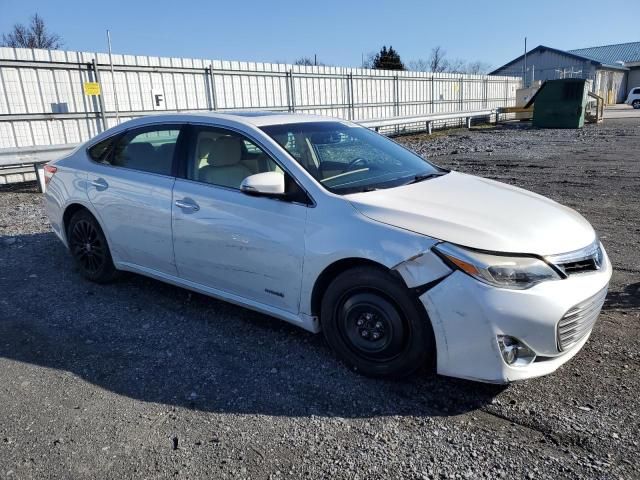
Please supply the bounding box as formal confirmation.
[1,14,62,49]
[293,56,325,67]
[429,46,449,73]
[407,58,430,72]
[362,51,377,69]
[465,61,492,75]
[408,46,491,74]
[446,58,467,74]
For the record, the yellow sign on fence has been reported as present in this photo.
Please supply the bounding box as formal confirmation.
[83,82,101,96]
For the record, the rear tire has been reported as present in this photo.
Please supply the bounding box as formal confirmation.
[633,100,640,109]
[320,266,435,378]
[67,209,118,283]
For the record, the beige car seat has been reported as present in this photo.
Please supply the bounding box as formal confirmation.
[198,136,252,189]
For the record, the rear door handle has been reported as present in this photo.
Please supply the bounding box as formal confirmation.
[175,199,200,212]
[90,178,108,189]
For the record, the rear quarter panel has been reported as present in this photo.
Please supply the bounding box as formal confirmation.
[43,149,92,246]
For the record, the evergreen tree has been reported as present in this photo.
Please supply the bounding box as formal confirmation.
[372,45,405,70]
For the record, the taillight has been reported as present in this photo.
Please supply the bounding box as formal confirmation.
[44,164,57,185]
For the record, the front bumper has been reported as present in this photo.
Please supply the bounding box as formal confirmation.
[420,250,612,383]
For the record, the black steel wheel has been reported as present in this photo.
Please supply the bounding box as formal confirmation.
[633,100,640,109]
[321,266,435,378]
[67,209,118,283]
[338,291,407,363]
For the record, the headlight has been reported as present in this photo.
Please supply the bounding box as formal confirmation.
[433,243,560,289]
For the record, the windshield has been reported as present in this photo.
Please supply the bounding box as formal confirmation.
[260,121,446,194]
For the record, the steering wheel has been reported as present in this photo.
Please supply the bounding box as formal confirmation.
[345,157,369,172]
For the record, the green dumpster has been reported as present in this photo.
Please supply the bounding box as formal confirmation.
[528,79,589,129]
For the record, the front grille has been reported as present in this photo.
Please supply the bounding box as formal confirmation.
[557,287,608,351]
[547,241,604,277]
[561,258,599,274]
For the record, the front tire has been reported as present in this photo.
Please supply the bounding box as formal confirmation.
[67,209,118,283]
[633,100,640,109]
[320,266,435,378]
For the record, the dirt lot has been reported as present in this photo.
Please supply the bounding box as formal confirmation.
[1,118,639,479]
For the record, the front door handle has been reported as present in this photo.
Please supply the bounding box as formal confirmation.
[175,199,200,212]
[90,178,108,189]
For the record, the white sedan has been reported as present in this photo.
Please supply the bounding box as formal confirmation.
[43,112,611,383]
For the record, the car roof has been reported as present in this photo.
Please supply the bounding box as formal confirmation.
[117,111,339,129]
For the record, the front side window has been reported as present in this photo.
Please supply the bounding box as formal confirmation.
[187,127,282,189]
[261,121,445,194]
[108,126,181,176]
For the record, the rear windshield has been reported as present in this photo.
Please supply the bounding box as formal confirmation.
[261,121,443,194]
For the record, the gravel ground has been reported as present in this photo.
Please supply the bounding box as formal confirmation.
[1,119,639,479]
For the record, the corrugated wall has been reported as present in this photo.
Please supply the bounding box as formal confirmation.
[0,47,520,150]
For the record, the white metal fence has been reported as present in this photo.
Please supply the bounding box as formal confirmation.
[0,47,520,184]
[0,47,520,148]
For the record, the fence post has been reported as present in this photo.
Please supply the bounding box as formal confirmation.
[483,77,488,109]
[284,71,291,112]
[207,64,217,111]
[504,78,508,107]
[91,59,107,132]
[288,69,296,113]
[393,75,399,117]
[348,72,355,120]
[430,76,435,114]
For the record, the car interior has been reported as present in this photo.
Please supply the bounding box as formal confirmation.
[111,131,177,176]
[192,131,282,189]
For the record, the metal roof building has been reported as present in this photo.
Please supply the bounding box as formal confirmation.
[490,41,640,104]
[568,42,640,66]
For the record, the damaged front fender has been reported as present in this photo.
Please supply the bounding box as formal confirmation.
[391,249,452,289]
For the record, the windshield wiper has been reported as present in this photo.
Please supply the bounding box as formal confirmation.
[404,171,447,185]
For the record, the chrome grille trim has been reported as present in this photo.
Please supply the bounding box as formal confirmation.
[546,241,604,276]
[557,287,608,351]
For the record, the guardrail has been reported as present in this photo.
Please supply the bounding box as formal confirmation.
[0,144,76,190]
[359,109,496,134]
[0,144,76,167]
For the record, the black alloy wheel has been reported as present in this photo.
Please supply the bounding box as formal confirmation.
[67,209,118,283]
[69,218,106,275]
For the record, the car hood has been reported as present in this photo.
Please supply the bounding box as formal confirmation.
[346,171,595,256]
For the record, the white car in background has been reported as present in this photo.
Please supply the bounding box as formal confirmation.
[625,87,640,108]
[43,112,611,383]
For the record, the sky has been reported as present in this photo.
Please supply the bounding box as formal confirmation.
[0,0,637,70]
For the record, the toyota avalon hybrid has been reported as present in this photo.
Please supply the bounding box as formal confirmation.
[43,112,611,383]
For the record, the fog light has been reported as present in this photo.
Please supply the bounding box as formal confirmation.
[497,335,536,366]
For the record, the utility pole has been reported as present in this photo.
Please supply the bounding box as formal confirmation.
[523,37,528,87]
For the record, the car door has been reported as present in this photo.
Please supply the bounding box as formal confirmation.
[86,124,184,276]
[171,124,309,314]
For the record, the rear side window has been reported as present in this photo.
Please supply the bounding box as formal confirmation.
[88,137,115,162]
[634,88,640,94]
[107,126,181,176]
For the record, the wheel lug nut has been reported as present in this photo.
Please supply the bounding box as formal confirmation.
[375,321,383,329]
[365,313,372,320]
[356,319,364,326]
[372,332,380,340]
[360,330,369,338]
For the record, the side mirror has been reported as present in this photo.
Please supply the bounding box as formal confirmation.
[240,171,285,197]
